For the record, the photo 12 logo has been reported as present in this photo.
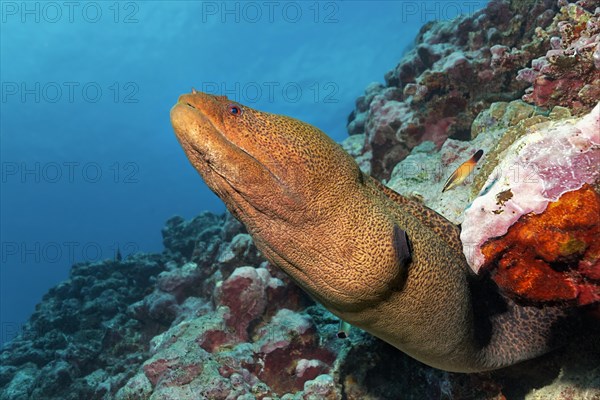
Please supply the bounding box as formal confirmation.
[201,81,339,104]
[1,161,140,184]
[1,241,140,265]
[200,1,340,23]
[1,82,139,104]
[1,1,140,23]
[400,1,484,23]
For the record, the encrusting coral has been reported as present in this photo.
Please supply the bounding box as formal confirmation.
[481,184,600,305]
[461,103,600,273]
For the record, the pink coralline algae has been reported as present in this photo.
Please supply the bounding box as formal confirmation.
[121,261,338,399]
[135,293,337,398]
[217,266,282,342]
[250,309,336,394]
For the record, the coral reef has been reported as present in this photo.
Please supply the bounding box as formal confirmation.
[0,253,165,400]
[383,99,600,310]
[518,1,600,112]
[346,0,560,179]
[2,1,600,399]
[2,208,599,399]
[383,100,551,224]
[345,0,600,320]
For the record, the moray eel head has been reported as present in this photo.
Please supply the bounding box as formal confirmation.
[171,91,408,312]
[171,91,360,208]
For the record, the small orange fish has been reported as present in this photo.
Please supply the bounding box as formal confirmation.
[442,149,484,193]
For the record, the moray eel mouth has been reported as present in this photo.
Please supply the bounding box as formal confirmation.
[171,94,269,186]
[170,92,292,217]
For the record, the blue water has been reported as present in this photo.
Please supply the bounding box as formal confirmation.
[0,1,486,345]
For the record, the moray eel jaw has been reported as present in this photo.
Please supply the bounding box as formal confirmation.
[170,91,407,313]
[171,94,290,216]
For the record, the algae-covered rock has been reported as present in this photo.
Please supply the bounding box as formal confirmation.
[518,0,600,113]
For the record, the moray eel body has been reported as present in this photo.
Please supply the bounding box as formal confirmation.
[170,91,577,372]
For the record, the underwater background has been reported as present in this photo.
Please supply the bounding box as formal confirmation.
[1,1,468,344]
[2,1,600,399]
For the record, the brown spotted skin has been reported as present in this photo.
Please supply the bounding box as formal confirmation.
[170,91,578,372]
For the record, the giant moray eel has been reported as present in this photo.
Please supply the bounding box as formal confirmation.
[170,90,578,373]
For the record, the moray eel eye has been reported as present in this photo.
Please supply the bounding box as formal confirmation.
[228,104,242,116]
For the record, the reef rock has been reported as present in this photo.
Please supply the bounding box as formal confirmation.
[1,209,599,399]
[347,0,561,180]
[0,254,165,400]
[518,1,600,112]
